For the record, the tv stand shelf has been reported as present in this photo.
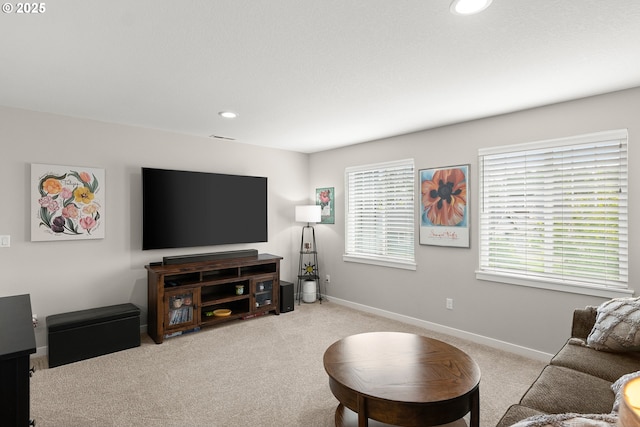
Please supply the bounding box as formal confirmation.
[146,253,282,344]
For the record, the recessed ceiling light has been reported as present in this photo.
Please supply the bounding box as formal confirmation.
[218,111,238,119]
[450,0,493,15]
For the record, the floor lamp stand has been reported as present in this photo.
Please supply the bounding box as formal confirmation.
[297,224,322,305]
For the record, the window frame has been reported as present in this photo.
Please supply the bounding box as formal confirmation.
[476,129,631,298]
[343,158,416,271]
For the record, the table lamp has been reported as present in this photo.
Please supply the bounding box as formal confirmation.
[620,377,640,427]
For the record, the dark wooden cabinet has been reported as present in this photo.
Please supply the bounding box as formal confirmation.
[0,294,36,427]
[146,253,282,344]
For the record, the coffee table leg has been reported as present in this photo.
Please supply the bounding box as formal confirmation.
[357,394,368,427]
[469,387,480,427]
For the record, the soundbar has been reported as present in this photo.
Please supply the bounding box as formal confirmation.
[163,249,258,265]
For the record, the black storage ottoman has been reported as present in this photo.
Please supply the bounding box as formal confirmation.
[47,303,141,368]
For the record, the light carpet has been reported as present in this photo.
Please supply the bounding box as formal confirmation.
[30,301,546,427]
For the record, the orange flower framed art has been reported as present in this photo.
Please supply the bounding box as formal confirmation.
[419,164,469,247]
[31,163,105,242]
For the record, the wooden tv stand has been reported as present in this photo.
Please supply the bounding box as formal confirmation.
[146,253,282,344]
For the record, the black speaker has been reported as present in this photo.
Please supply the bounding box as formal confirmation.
[280,281,294,313]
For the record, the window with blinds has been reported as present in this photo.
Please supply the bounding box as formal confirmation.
[477,129,629,297]
[344,159,416,270]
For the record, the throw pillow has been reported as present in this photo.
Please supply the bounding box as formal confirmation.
[587,297,640,352]
[510,413,618,427]
[611,370,640,413]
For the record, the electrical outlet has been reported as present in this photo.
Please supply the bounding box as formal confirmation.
[325,274,331,283]
[446,298,454,310]
[0,235,10,247]
[32,314,38,328]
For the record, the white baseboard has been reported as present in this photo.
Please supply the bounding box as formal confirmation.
[326,295,554,362]
[33,346,48,358]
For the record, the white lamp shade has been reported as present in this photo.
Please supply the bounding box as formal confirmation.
[295,205,321,223]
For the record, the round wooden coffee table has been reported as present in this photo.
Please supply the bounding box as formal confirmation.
[323,332,481,427]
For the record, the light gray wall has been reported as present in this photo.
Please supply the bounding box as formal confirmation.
[2,88,638,356]
[309,87,640,355]
[0,106,309,351]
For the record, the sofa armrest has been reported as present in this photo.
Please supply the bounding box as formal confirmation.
[571,306,597,339]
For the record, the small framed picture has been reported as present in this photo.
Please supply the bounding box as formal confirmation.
[316,187,335,224]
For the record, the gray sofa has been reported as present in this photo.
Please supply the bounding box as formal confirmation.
[496,306,640,426]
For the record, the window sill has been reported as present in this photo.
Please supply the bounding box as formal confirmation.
[343,255,417,271]
[476,271,633,299]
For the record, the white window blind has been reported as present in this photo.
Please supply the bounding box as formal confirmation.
[478,130,629,295]
[344,159,416,270]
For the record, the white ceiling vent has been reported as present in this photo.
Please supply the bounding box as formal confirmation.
[209,135,236,141]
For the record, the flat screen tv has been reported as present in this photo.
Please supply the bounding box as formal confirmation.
[142,167,268,250]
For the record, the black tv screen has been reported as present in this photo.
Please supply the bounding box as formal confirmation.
[142,168,268,250]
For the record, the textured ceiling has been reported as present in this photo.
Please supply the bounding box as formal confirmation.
[2,0,640,153]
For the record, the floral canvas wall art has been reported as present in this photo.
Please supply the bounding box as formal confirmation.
[316,187,334,224]
[419,164,469,247]
[31,164,105,241]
